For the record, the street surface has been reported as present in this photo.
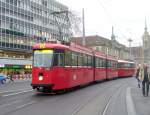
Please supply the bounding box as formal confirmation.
[0,77,149,115]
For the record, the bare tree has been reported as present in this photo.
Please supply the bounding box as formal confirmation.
[68,10,82,37]
[51,10,81,43]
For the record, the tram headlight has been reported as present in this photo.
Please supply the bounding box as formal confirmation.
[39,76,43,81]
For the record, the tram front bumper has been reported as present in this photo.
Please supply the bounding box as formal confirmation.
[31,84,54,89]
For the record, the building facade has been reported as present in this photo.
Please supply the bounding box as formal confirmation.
[72,35,130,60]
[131,21,150,65]
[0,0,69,74]
[142,21,150,65]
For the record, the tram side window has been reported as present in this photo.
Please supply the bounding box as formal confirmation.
[100,58,104,67]
[71,52,78,66]
[109,60,113,67]
[99,58,101,67]
[102,59,106,67]
[118,63,123,68]
[106,60,109,67]
[60,53,65,66]
[120,63,124,68]
[99,58,102,67]
[65,51,72,66]
[107,60,111,67]
[115,62,118,68]
[112,61,114,68]
[112,61,117,68]
[124,63,128,68]
[108,60,114,68]
[83,54,88,66]
[87,55,92,67]
[78,53,83,66]
[95,57,103,68]
[53,53,65,66]
[96,57,99,68]
[91,56,94,67]
[129,63,134,68]
[131,63,135,68]
[129,63,131,68]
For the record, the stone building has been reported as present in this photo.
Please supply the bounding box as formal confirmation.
[72,34,130,60]
[131,21,150,65]
[143,21,150,65]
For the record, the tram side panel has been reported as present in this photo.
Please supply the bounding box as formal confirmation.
[94,57,107,81]
[117,61,135,78]
[106,58,118,80]
[118,68,127,78]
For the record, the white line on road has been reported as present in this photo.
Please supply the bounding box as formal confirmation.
[126,87,136,115]
[102,95,113,115]
[2,89,33,97]
[16,101,35,109]
[102,84,124,115]
[0,89,32,94]
[0,100,22,108]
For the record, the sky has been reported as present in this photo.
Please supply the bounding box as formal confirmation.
[60,0,150,47]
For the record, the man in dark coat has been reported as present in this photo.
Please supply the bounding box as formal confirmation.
[136,67,140,88]
[139,65,150,97]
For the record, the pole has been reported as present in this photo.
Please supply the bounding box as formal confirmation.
[82,8,85,46]
[128,38,133,59]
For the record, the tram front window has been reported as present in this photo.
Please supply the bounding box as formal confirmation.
[33,50,53,67]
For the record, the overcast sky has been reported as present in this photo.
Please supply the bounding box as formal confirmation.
[60,0,150,46]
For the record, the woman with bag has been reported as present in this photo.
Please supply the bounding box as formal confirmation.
[139,65,150,97]
[135,65,141,88]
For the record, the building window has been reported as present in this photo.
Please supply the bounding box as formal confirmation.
[42,0,47,7]
[6,0,17,6]
[18,0,21,7]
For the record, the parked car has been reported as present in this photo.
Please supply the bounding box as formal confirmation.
[0,73,7,84]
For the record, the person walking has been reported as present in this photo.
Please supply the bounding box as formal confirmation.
[139,65,150,97]
[8,73,14,83]
[136,66,141,88]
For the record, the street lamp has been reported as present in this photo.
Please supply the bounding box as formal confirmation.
[128,38,133,59]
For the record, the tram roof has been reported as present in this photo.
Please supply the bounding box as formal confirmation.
[33,43,93,55]
[69,43,93,55]
[118,59,134,64]
[33,43,69,50]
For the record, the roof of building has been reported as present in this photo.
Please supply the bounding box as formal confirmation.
[71,35,128,50]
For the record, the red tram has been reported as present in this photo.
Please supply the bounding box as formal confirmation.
[118,60,135,78]
[31,43,135,92]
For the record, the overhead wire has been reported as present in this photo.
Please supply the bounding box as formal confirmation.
[96,0,133,42]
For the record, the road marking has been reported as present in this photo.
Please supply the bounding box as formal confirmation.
[0,100,22,108]
[0,89,32,94]
[102,84,124,115]
[2,89,33,97]
[126,87,136,115]
[102,95,113,115]
[16,101,35,109]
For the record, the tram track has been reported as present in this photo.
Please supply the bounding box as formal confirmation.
[101,83,126,115]
[70,79,127,115]
[0,78,130,115]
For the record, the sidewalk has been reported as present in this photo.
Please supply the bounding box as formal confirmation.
[131,87,150,115]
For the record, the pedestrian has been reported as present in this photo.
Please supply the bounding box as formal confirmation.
[8,73,14,83]
[135,66,141,88]
[139,65,150,97]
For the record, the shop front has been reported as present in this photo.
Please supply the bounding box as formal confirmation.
[0,58,32,78]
